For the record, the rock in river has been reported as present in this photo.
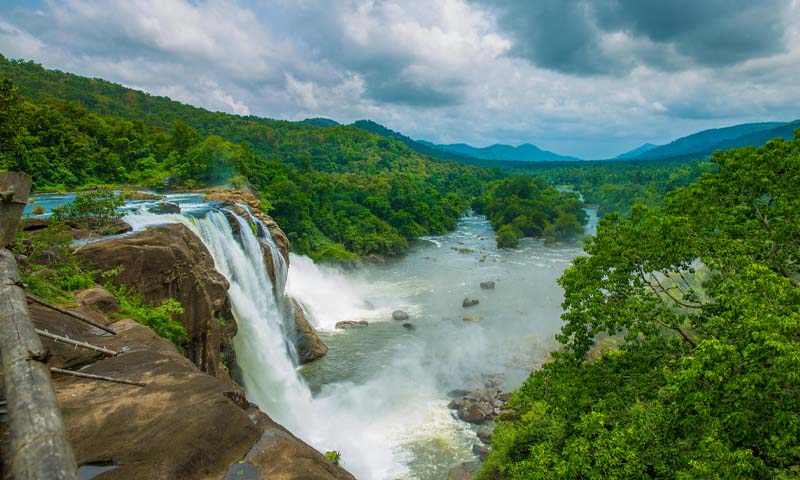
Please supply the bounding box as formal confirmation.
[462,315,481,322]
[462,298,479,308]
[392,310,410,321]
[335,320,369,329]
[148,202,181,214]
[480,281,495,290]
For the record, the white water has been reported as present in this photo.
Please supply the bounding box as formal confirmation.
[123,205,431,479]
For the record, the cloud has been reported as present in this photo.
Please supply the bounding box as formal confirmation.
[0,0,798,158]
[477,0,794,75]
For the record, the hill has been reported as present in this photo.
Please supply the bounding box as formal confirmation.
[350,119,480,163]
[426,141,581,162]
[614,143,658,159]
[637,121,788,160]
[0,55,499,261]
[300,117,340,128]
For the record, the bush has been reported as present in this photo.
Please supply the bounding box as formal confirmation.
[496,224,520,249]
[106,284,188,349]
[324,451,341,465]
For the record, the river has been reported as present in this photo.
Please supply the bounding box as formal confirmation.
[286,211,597,479]
[24,193,597,479]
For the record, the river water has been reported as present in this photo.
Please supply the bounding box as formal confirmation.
[287,211,597,479]
[25,193,596,479]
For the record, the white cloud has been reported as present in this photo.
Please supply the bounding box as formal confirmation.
[0,0,798,158]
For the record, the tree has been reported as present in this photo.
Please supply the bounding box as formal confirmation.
[479,133,800,479]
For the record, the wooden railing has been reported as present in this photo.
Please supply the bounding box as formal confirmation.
[0,172,79,480]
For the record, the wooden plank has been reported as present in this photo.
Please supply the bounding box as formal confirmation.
[0,171,32,247]
[36,329,119,356]
[0,248,79,480]
[26,293,118,335]
[50,367,145,387]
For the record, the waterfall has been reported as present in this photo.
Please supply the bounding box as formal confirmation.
[123,205,425,479]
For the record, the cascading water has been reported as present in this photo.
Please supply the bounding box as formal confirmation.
[124,203,426,479]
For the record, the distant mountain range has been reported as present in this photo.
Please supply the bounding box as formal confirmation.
[348,119,580,162]
[306,117,799,164]
[625,121,797,160]
[418,141,581,162]
[615,143,658,159]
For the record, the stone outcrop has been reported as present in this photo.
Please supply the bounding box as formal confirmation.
[290,299,329,364]
[76,223,236,381]
[28,300,354,480]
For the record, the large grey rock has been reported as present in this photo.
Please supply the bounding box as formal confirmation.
[462,298,479,308]
[392,310,410,321]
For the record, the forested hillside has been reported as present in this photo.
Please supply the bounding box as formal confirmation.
[0,56,593,261]
[480,133,800,479]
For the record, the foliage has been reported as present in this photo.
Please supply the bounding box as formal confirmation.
[106,283,188,349]
[480,133,800,479]
[0,57,499,261]
[497,157,715,218]
[473,176,588,247]
[11,225,95,302]
[324,451,342,465]
[51,188,123,236]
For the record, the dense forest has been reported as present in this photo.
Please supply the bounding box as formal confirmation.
[473,176,587,247]
[1,57,592,261]
[479,134,800,479]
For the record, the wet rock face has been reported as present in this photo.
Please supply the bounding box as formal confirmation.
[290,299,329,363]
[148,202,180,214]
[448,460,480,480]
[76,223,236,380]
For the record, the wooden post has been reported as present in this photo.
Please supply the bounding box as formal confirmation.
[0,172,79,480]
[26,293,118,335]
[0,171,32,247]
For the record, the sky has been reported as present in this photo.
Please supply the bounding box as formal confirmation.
[1,0,798,159]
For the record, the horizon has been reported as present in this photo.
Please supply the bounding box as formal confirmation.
[1,0,798,158]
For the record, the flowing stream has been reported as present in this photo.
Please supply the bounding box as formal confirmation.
[27,193,597,479]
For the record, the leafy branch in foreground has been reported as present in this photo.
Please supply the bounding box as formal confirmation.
[480,133,800,479]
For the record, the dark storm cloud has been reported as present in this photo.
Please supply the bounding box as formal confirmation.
[478,0,792,74]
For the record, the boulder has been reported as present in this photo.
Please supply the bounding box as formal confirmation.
[472,443,491,461]
[76,223,235,380]
[462,315,481,322]
[458,401,494,424]
[392,310,410,321]
[448,461,480,480]
[290,299,329,363]
[402,322,415,330]
[148,202,180,214]
[75,286,120,314]
[462,298,479,308]
[335,320,369,329]
[479,281,495,290]
[476,426,495,444]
